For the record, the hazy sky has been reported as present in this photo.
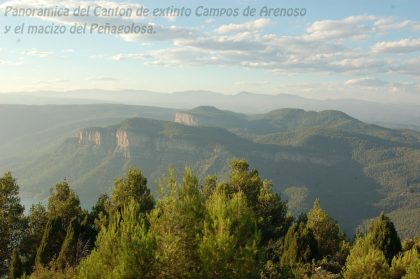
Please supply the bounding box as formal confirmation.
[0,0,419,104]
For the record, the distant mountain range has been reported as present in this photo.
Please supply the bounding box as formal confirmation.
[1,104,419,238]
[1,90,419,130]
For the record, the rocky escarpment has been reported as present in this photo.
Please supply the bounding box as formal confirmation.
[78,129,102,145]
[174,112,198,126]
[78,128,136,149]
[116,130,130,148]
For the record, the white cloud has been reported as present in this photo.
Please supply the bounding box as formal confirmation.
[216,18,270,33]
[111,53,145,61]
[345,77,388,87]
[372,38,420,53]
[390,57,420,76]
[37,79,70,85]
[85,76,118,81]
[304,15,377,41]
[374,17,420,32]
[24,50,53,58]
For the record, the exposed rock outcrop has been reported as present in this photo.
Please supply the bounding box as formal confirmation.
[78,129,102,145]
[174,112,198,126]
[116,130,130,148]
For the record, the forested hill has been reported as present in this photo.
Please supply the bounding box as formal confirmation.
[6,106,419,238]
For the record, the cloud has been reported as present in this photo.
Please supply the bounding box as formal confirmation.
[110,14,419,78]
[37,79,70,85]
[85,76,118,81]
[117,27,388,75]
[390,57,420,76]
[3,3,419,86]
[216,18,270,33]
[24,50,53,58]
[111,53,145,61]
[372,38,420,53]
[374,17,420,32]
[304,15,378,41]
[345,77,388,87]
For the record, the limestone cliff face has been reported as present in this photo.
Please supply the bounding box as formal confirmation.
[78,129,102,145]
[174,112,198,126]
[116,130,130,148]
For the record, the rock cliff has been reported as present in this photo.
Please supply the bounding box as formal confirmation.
[78,129,102,145]
[174,112,198,126]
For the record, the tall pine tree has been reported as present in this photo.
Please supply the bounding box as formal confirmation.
[0,172,25,276]
[367,213,402,264]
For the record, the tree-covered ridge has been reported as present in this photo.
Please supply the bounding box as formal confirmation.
[1,160,419,278]
[9,108,420,238]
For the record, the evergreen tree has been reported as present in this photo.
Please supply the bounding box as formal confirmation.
[35,217,66,267]
[202,175,217,199]
[89,193,110,231]
[343,236,391,279]
[228,160,290,244]
[57,217,80,269]
[307,199,343,258]
[367,213,402,263]
[9,248,23,279]
[228,160,262,210]
[19,203,48,274]
[403,259,420,279]
[47,181,83,228]
[391,248,420,279]
[149,167,205,278]
[199,187,260,278]
[281,221,318,266]
[111,167,154,214]
[77,201,156,279]
[0,172,25,276]
[255,180,290,244]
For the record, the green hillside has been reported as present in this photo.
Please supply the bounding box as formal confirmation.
[8,107,419,237]
[0,104,176,170]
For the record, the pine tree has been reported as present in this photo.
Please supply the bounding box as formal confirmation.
[255,180,290,244]
[77,201,156,279]
[403,259,420,279]
[15,203,49,275]
[199,187,261,278]
[343,236,391,279]
[0,172,25,276]
[35,217,66,267]
[89,193,111,231]
[228,160,262,210]
[202,175,217,199]
[367,213,402,264]
[281,221,318,266]
[391,248,420,279]
[149,167,205,278]
[306,199,343,258]
[111,167,154,214]
[47,181,83,228]
[9,249,23,279]
[228,160,290,244]
[57,217,80,269]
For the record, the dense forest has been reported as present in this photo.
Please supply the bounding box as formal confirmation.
[1,160,419,278]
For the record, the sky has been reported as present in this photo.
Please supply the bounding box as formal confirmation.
[0,0,420,104]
